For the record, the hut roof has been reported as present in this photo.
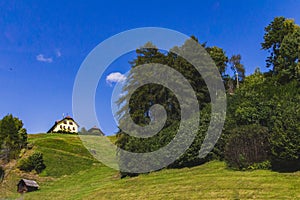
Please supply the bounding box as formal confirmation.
[20,179,39,188]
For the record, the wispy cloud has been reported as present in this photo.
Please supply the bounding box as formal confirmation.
[106,72,126,86]
[36,54,53,63]
[55,49,62,57]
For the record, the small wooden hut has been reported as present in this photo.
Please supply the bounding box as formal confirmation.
[17,179,39,193]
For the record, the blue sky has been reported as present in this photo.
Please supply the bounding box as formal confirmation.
[0,0,299,134]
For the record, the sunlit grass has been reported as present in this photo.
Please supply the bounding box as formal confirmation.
[1,134,299,200]
[29,134,100,177]
[25,161,300,200]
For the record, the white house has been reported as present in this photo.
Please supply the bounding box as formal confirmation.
[47,116,79,133]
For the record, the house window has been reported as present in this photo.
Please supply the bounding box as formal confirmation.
[60,125,62,129]
[64,121,67,124]
[69,122,73,125]
[73,127,75,131]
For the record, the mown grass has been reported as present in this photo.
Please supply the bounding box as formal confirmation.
[29,133,100,177]
[0,133,101,199]
[1,134,299,200]
[24,161,300,200]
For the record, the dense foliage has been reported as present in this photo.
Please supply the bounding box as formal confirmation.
[0,114,27,162]
[224,16,300,171]
[268,81,300,171]
[224,124,270,170]
[114,16,300,176]
[262,16,300,83]
[115,38,242,176]
[225,74,300,171]
[18,152,46,173]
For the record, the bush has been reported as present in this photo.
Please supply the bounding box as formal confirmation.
[225,76,300,171]
[247,160,271,170]
[268,81,300,171]
[224,124,270,170]
[18,152,46,173]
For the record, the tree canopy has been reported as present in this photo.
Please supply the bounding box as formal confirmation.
[115,16,300,176]
[262,16,300,82]
[0,114,27,162]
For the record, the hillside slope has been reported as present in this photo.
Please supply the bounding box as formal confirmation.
[1,134,299,199]
[25,162,300,200]
[29,134,101,177]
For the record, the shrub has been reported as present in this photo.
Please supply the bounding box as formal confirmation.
[268,81,300,171]
[18,152,46,173]
[224,124,270,170]
[28,152,46,173]
[247,160,271,170]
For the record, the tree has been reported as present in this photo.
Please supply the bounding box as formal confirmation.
[0,114,27,161]
[205,46,228,76]
[116,42,174,128]
[115,38,221,176]
[226,69,272,127]
[277,27,300,82]
[229,54,245,89]
[225,68,300,171]
[261,17,298,74]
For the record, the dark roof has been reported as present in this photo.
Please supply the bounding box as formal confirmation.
[88,126,105,135]
[88,126,100,131]
[19,179,39,188]
[47,116,79,133]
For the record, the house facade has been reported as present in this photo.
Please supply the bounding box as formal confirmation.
[47,116,79,133]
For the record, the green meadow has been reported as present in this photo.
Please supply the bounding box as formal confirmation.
[1,134,299,199]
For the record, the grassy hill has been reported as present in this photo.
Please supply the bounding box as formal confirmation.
[1,134,299,199]
[28,134,101,177]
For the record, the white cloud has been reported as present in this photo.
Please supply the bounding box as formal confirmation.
[55,49,62,57]
[36,54,53,63]
[106,72,126,86]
